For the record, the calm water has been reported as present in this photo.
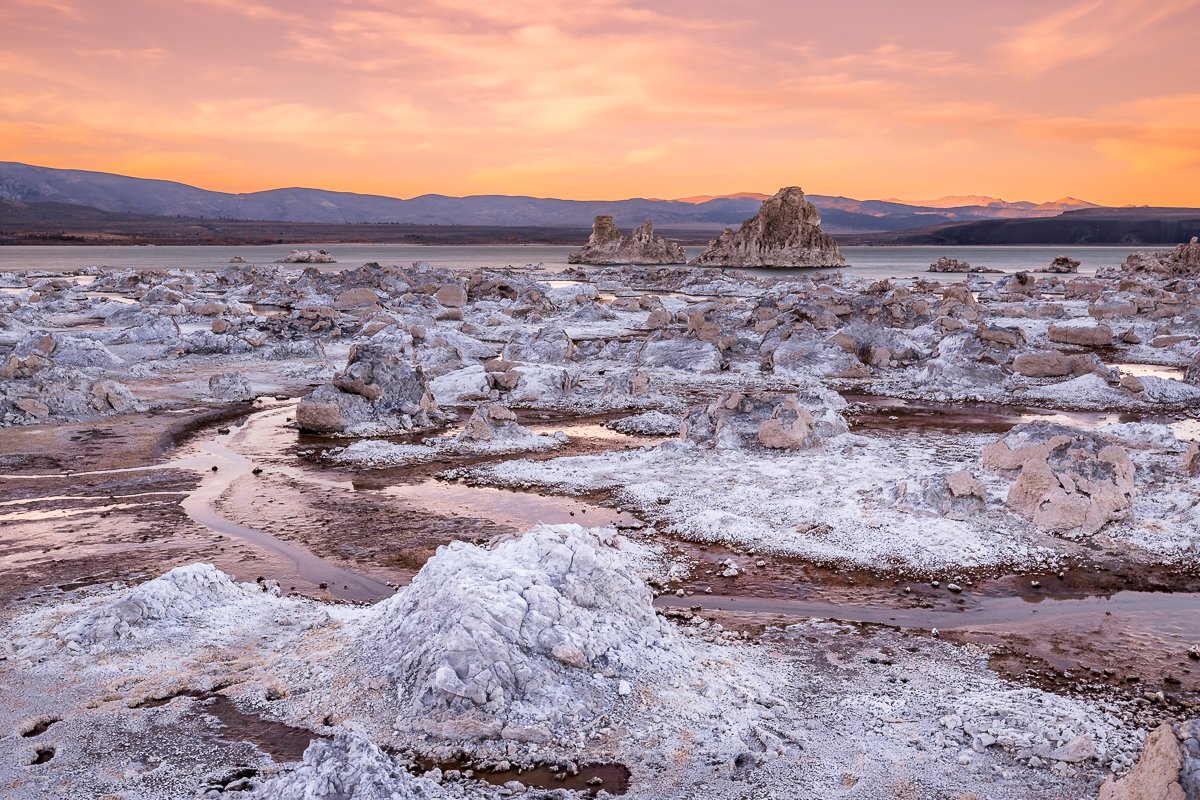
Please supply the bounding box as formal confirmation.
[0,243,1149,282]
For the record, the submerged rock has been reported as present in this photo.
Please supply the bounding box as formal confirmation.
[689,187,845,268]
[567,216,686,265]
[296,343,439,435]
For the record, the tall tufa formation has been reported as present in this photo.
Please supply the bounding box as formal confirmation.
[567,216,686,265]
[689,187,845,268]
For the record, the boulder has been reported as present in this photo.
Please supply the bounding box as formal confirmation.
[1047,321,1114,347]
[296,344,439,435]
[1045,256,1081,274]
[681,389,847,450]
[208,372,255,402]
[567,217,686,265]
[433,284,467,308]
[984,423,1134,537]
[1099,723,1186,800]
[689,187,845,268]
[1012,351,1104,378]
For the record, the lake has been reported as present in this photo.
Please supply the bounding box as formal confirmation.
[0,243,1151,281]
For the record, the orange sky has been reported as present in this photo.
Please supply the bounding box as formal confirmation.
[2,0,1199,204]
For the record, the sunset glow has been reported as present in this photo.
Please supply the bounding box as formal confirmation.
[2,0,1199,204]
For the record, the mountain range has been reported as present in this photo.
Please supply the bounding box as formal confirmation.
[0,162,1101,235]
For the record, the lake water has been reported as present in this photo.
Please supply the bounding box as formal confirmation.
[0,243,1150,282]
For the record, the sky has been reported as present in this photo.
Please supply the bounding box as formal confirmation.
[1,0,1199,205]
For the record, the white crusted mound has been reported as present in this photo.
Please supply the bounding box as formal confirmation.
[350,525,681,741]
[240,729,489,800]
[50,564,279,652]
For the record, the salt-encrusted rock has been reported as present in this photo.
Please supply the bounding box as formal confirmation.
[681,389,847,450]
[208,372,255,402]
[277,249,337,264]
[243,729,482,800]
[1012,351,1106,378]
[90,379,140,413]
[1048,321,1114,347]
[608,410,681,436]
[689,187,845,268]
[1045,256,1081,274]
[1099,722,1186,800]
[891,469,988,520]
[351,525,681,740]
[1182,442,1200,477]
[929,257,974,273]
[52,564,257,650]
[1108,237,1200,278]
[296,344,439,435]
[438,402,564,454]
[567,216,686,265]
[983,423,1135,537]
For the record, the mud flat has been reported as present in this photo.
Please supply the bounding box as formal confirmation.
[1,254,1199,798]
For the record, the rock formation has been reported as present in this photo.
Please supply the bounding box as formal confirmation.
[567,216,686,265]
[928,257,1001,273]
[1108,237,1200,278]
[689,187,845,268]
[983,423,1135,537]
[1098,721,1198,800]
[296,343,439,435]
[681,388,848,450]
[277,249,336,264]
[1045,255,1081,273]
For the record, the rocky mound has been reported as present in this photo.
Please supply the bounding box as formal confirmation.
[681,388,848,450]
[239,729,489,800]
[928,257,1001,273]
[1045,255,1081,273]
[277,249,337,264]
[350,525,680,743]
[50,564,276,652]
[1108,237,1200,278]
[983,423,1135,537]
[567,216,685,265]
[297,343,440,435]
[689,187,845,268]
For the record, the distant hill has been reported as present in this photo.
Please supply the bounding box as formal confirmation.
[0,162,1110,235]
[841,207,1200,246]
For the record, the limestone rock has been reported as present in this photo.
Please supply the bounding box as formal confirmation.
[1045,256,1081,273]
[985,423,1135,537]
[928,257,1002,274]
[567,217,686,265]
[208,372,255,402]
[296,344,438,435]
[1048,321,1114,347]
[277,249,336,264]
[1099,723,1185,800]
[689,187,845,268]
[1110,237,1200,278]
[681,388,847,450]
